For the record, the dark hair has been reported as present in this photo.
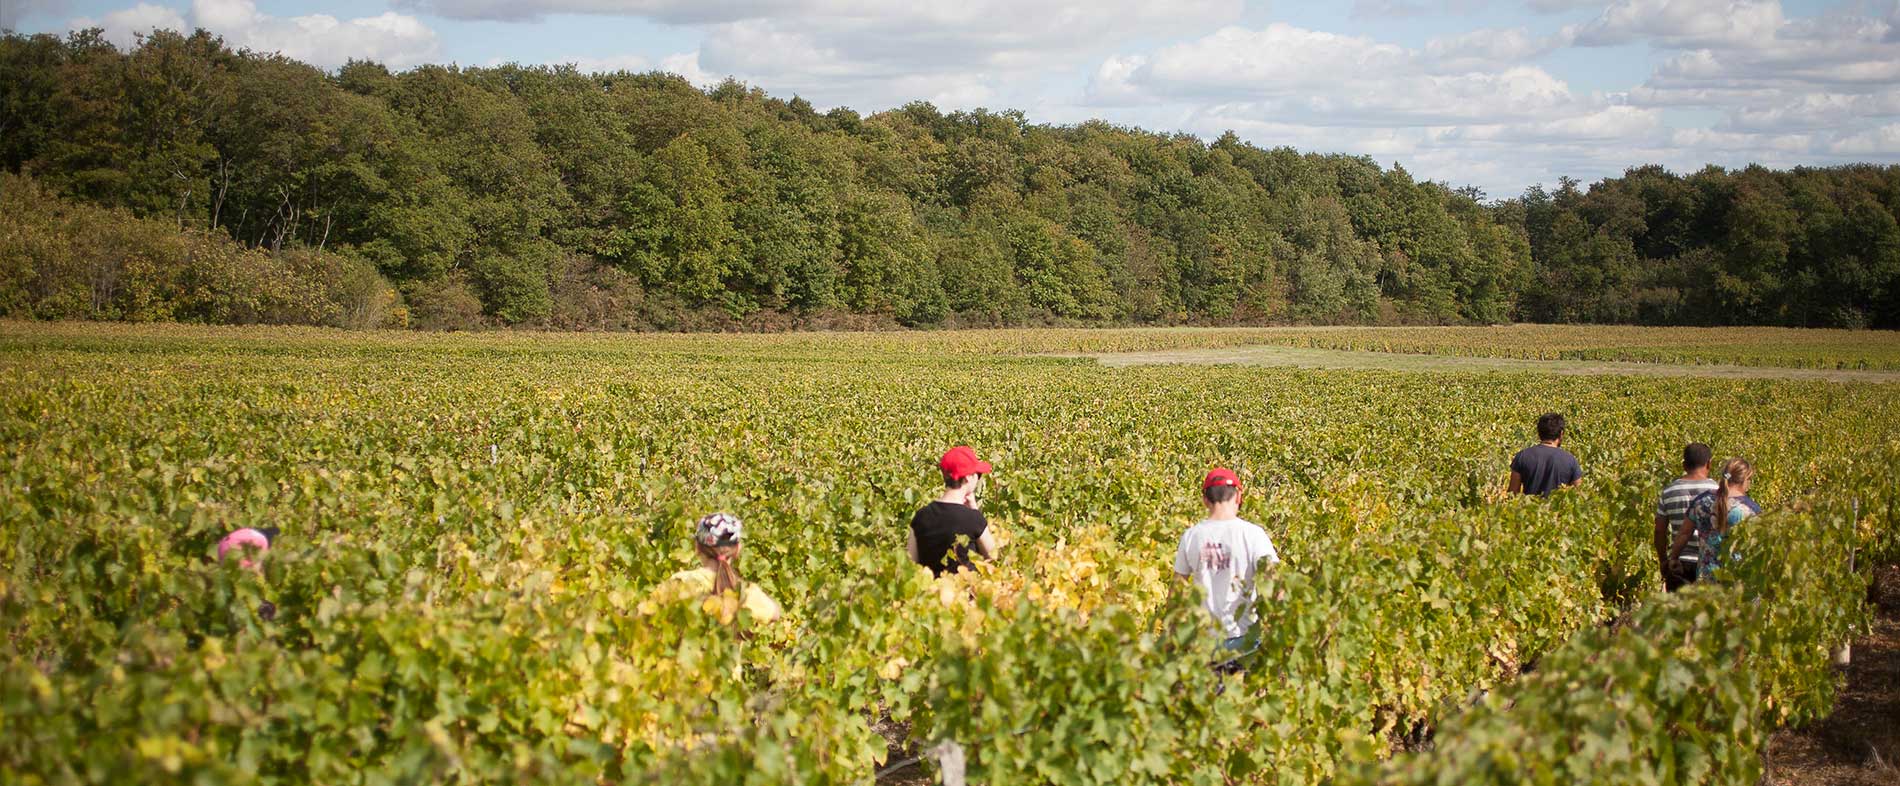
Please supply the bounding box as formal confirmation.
[944,471,979,489]
[1202,484,1238,504]
[1682,443,1712,472]
[1535,412,1566,442]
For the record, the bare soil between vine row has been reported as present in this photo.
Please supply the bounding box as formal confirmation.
[1074,345,1900,383]
[1765,564,1900,785]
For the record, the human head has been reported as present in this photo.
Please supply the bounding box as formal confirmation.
[1713,458,1754,530]
[1535,412,1566,443]
[939,445,992,488]
[1682,443,1712,473]
[1718,458,1753,492]
[694,512,745,595]
[1202,467,1241,507]
[216,527,277,570]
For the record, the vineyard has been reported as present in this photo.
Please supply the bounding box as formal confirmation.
[1,323,1896,785]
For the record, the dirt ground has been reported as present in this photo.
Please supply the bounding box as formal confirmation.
[1764,564,1900,786]
[1075,345,1900,383]
[874,717,934,786]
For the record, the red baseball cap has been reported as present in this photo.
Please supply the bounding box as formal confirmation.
[1202,467,1240,491]
[939,445,992,482]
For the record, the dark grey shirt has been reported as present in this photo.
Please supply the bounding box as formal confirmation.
[1511,444,1582,496]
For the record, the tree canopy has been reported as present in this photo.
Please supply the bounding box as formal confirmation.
[3,29,1896,329]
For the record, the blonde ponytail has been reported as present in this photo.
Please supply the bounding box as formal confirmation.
[1713,458,1754,533]
[697,541,745,597]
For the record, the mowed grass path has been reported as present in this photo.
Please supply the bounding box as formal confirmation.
[1078,344,1900,383]
[4,321,1898,370]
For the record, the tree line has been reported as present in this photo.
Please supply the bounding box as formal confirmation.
[2,29,1896,330]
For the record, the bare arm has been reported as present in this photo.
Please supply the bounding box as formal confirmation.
[1506,471,1523,495]
[905,529,919,563]
[974,529,998,560]
[1653,514,1671,565]
[1667,516,1695,562]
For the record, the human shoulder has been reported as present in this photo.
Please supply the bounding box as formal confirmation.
[651,568,713,604]
[1237,518,1277,551]
[1510,445,1535,469]
[742,584,783,621]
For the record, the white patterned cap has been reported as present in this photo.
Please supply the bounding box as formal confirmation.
[696,512,743,547]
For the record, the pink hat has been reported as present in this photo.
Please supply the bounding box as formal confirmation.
[217,528,274,569]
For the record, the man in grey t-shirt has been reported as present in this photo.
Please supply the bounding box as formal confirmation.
[1174,468,1280,649]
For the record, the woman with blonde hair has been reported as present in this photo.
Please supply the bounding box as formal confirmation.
[1669,458,1760,581]
[659,512,782,622]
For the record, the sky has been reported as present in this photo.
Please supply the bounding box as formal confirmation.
[6,0,1900,197]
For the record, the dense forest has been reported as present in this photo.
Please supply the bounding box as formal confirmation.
[2,29,1897,330]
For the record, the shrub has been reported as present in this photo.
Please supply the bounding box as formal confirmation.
[0,173,400,328]
[404,275,486,331]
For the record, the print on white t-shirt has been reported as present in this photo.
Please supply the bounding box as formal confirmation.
[1174,517,1280,639]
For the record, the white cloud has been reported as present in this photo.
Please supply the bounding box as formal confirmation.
[68,0,440,69]
[1351,0,1490,18]
[1092,24,1585,125]
[1562,0,1787,48]
[1086,21,1673,195]
[1828,123,1900,155]
[658,51,717,86]
[70,3,186,48]
[1570,0,1900,154]
[1422,26,1555,72]
[4,0,73,31]
[393,0,779,23]
[1525,0,1603,11]
[403,0,1241,109]
[555,53,652,73]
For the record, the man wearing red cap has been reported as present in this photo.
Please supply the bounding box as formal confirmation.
[1173,468,1279,649]
[908,445,999,576]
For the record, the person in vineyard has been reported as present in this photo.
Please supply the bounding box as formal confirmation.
[216,526,280,619]
[1654,443,1717,590]
[908,445,999,577]
[656,512,782,622]
[216,526,278,570]
[1506,412,1582,496]
[1669,458,1760,581]
[1173,468,1280,651]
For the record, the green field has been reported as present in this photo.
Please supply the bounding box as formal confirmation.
[2,323,1895,785]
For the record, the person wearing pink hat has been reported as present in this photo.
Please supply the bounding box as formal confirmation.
[216,526,278,570]
[907,445,999,576]
[1173,468,1279,650]
[216,526,280,620]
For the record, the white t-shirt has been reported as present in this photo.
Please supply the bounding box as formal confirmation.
[1173,517,1280,639]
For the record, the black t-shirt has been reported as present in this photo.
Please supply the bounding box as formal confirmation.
[1510,443,1582,496]
[910,501,989,576]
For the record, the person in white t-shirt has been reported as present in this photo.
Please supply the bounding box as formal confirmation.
[1173,467,1280,650]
